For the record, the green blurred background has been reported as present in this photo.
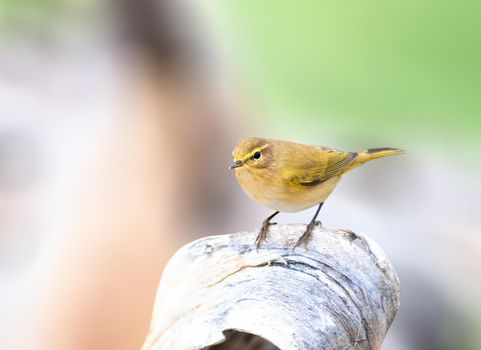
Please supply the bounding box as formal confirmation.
[209,0,481,153]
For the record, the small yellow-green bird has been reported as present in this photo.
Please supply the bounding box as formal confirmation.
[229,137,404,250]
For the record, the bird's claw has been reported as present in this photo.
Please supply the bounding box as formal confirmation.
[255,222,275,251]
[292,221,317,251]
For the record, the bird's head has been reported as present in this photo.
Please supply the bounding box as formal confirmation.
[230,137,273,171]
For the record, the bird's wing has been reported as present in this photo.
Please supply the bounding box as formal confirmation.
[284,147,357,187]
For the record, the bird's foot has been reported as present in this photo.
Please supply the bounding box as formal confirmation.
[255,220,277,251]
[293,221,318,251]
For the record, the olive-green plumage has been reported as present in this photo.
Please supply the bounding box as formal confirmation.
[231,137,403,213]
[229,137,404,249]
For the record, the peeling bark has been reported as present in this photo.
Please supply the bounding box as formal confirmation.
[142,224,400,350]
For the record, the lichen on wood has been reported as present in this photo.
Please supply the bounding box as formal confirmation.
[142,224,400,350]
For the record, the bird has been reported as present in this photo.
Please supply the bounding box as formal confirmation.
[229,137,404,250]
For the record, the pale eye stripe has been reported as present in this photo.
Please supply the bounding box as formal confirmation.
[246,144,269,160]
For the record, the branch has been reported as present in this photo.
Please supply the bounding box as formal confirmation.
[142,224,400,350]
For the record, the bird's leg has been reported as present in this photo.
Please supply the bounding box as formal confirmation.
[255,211,280,250]
[293,202,324,250]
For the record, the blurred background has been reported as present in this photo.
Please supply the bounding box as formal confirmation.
[0,0,480,349]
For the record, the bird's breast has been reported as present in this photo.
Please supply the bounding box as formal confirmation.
[235,168,340,212]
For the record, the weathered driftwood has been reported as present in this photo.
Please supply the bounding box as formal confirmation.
[142,224,400,350]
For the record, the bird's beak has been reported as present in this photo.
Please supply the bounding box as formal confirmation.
[229,160,243,169]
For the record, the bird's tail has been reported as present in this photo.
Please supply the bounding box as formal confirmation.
[355,147,405,165]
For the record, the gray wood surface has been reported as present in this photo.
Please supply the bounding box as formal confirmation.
[142,224,400,350]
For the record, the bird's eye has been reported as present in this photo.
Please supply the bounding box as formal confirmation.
[253,151,261,159]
